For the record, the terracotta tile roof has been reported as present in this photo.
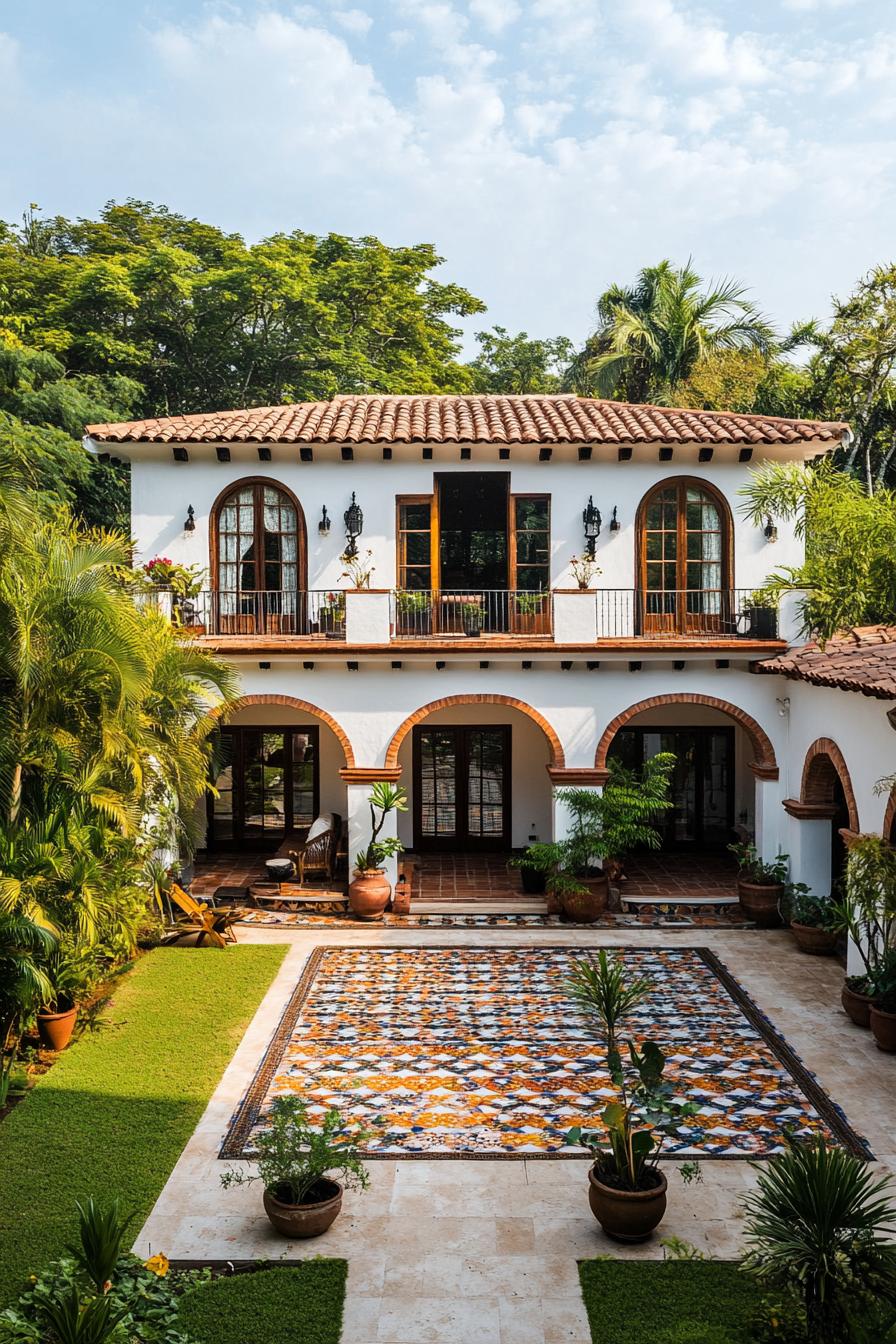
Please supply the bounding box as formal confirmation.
[758,625,896,699]
[86,395,848,447]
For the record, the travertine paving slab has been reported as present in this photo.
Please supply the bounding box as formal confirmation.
[135,925,896,1344]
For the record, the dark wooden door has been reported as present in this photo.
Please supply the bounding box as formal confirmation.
[208,725,319,849]
[413,725,511,851]
[609,726,734,849]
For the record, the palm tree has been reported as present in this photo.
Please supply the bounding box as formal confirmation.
[0,911,55,1104]
[574,260,774,404]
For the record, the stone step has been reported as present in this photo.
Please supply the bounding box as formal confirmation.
[621,892,741,916]
[413,899,548,915]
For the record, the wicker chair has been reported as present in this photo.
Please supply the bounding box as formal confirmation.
[287,812,341,885]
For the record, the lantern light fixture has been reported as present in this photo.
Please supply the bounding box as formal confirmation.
[343,492,364,557]
[609,506,621,534]
[183,505,195,532]
[318,505,331,535]
[763,516,778,544]
[582,495,602,557]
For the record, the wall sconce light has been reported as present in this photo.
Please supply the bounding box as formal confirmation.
[609,506,621,534]
[582,495,602,557]
[763,516,778,544]
[183,505,195,532]
[343,492,364,558]
[318,505,331,535]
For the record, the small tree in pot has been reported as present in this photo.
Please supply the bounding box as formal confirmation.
[349,782,407,921]
[515,755,675,922]
[728,843,789,927]
[566,952,697,1242]
[221,1096,371,1238]
[831,835,896,1027]
[782,886,839,956]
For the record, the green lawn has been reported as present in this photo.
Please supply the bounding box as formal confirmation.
[0,944,287,1305]
[178,1264,348,1344]
[578,1259,763,1344]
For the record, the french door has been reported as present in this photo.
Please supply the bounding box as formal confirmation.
[412,726,511,851]
[208,726,319,849]
[639,481,730,634]
[609,726,734,849]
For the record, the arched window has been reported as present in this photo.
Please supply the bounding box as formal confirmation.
[212,479,306,634]
[637,479,731,634]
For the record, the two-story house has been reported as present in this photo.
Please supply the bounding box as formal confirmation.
[86,393,893,916]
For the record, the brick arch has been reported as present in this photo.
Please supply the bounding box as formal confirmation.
[883,786,896,843]
[384,695,565,770]
[800,738,859,832]
[217,694,355,766]
[594,693,778,780]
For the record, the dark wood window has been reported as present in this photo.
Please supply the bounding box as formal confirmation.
[397,497,433,590]
[638,479,731,632]
[413,725,511,851]
[511,496,550,591]
[213,479,306,633]
[208,725,319,849]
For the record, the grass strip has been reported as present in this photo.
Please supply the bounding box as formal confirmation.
[578,1259,762,1344]
[0,944,287,1305]
[178,1264,348,1344]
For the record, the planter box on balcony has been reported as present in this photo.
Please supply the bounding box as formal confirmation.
[553,589,597,644]
[345,589,390,644]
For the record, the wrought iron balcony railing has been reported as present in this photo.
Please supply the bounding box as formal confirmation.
[391,589,553,638]
[169,590,346,638]
[594,589,778,640]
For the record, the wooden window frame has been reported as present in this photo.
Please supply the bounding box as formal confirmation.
[210,477,308,597]
[635,477,733,634]
[207,724,320,850]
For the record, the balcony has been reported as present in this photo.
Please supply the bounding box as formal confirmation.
[155,586,781,648]
[391,589,553,639]
[594,589,778,640]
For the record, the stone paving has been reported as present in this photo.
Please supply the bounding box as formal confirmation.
[134,925,896,1344]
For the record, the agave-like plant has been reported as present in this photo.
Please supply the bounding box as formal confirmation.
[743,1136,896,1343]
[67,1197,136,1294]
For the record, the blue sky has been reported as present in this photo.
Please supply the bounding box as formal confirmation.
[2,1,894,351]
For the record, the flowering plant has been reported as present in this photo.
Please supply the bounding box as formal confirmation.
[142,556,206,600]
[569,553,602,590]
[340,548,375,589]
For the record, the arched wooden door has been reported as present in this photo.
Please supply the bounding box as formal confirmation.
[638,479,731,635]
[212,479,306,634]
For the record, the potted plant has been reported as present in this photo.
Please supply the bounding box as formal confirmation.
[461,600,484,637]
[737,590,778,640]
[728,843,789,927]
[566,953,697,1242]
[36,943,99,1052]
[339,547,375,590]
[513,590,549,636]
[569,554,602,591]
[782,886,839,955]
[221,1096,371,1237]
[318,591,346,638]
[348,782,408,920]
[832,835,896,1028]
[141,557,207,633]
[395,588,431,636]
[869,951,896,1052]
[515,756,675,922]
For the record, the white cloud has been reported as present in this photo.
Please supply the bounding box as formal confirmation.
[332,9,373,36]
[625,0,770,85]
[514,99,572,141]
[468,0,521,33]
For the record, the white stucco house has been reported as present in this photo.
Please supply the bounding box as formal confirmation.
[84,393,896,914]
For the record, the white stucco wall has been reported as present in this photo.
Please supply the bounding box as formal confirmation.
[127,453,799,596]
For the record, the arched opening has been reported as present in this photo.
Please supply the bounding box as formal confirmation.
[211,478,308,634]
[636,478,733,635]
[202,695,352,855]
[799,739,859,890]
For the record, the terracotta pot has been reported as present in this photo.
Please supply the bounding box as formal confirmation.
[790,922,838,956]
[561,874,609,924]
[842,980,874,1028]
[263,1179,343,1237]
[36,1005,78,1051]
[736,879,783,927]
[870,1006,896,1053]
[348,869,391,920]
[587,1166,668,1243]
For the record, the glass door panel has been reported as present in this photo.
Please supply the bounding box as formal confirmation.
[211,733,235,841]
[242,731,287,839]
[414,726,510,850]
[609,726,733,849]
[418,729,458,844]
[291,730,317,829]
[467,730,506,841]
[208,726,319,848]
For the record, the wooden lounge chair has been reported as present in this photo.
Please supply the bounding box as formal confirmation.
[285,813,342,884]
[162,883,246,947]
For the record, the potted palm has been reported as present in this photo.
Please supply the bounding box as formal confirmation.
[395,588,431,636]
[515,756,675,922]
[566,953,697,1242]
[36,943,100,1052]
[221,1097,371,1237]
[461,600,484,637]
[832,835,896,1028]
[513,590,549,636]
[348,782,407,920]
[783,886,839,956]
[728,843,789,927]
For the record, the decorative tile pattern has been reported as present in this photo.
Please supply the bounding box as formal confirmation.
[236,909,749,929]
[222,947,868,1161]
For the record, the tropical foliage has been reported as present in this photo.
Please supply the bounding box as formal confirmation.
[740,459,896,640]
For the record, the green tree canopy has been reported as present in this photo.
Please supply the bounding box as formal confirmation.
[571,259,775,404]
[467,326,575,393]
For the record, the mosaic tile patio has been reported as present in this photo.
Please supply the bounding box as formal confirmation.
[221,946,868,1162]
[236,909,751,929]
